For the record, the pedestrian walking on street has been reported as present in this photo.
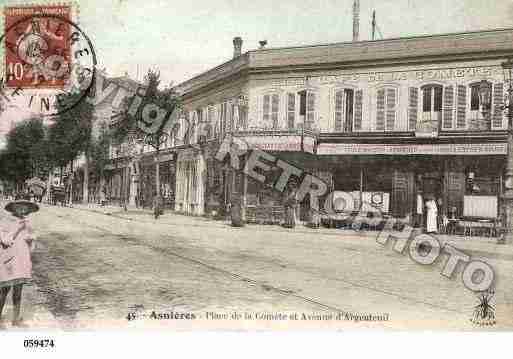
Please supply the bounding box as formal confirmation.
[0,201,39,329]
[153,191,162,219]
[283,182,299,229]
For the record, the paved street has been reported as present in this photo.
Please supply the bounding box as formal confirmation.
[1,203,512,330]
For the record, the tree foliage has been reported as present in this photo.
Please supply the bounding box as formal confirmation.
[0,117,49,184]
[111,69,181,150]
[88,120,111,179]
[47,92,95,168]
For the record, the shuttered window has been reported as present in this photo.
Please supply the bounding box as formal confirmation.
[344,89,354,132]
[354,90,363,131]
[287,93,295,129]
[442,85,454,130]
[492,83,505,130]
[213,104,220,137]
[306,92,316,130]
[386,88,396,130]
[263,94,280,129]
[376,88,386,131]
[220,102,227,136]
[456,85,467,129]
[470,85,480,111]
[334,89,356,132]
[263,94,270,124]
[190,119,196,145]
[434,86,443,112]
[376,87,397,131]
[226,102,233,132]
[206,106,214,138]
[232,103,239,131]
[408,87,419,131]
[271,94,279,129]
[334,90,344,131]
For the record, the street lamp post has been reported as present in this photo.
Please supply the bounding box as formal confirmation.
[500,59,513,244]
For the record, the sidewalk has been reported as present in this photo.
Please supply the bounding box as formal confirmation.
[64,202,513,262]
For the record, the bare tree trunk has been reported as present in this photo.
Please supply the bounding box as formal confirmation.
[154,144,161,219]
[68,159,73,206]
[83,152,89,203]
[46,169,53,203]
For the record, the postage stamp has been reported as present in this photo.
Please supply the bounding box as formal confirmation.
[0,4,96,116]
[4,5,72,88]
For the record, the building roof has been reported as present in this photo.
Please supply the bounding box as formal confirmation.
[176,27,513,96]
[109,74,142,91]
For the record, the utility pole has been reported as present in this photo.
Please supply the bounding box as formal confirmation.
[372,10,376,40]
[352,0,360,42]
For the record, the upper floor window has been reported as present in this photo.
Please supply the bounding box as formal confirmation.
[297,90,317,130]
[287,93,295,129]
[376,87,397,131]
[422,85,443,113]
[470,82,492,112]
[306,92,316,130]
[334,89,355,132]
[263,93,280,129]
[220,103,226,136]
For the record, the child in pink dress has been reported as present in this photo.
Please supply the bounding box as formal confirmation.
[0,202,37,328]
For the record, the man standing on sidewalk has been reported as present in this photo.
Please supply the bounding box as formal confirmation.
[153,191,162,219]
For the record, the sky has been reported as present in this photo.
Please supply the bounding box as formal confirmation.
[1,0,513,148]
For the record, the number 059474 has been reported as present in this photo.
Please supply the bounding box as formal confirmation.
[23,339,55,348]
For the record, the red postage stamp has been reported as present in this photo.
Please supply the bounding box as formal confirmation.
[4,5,72,88]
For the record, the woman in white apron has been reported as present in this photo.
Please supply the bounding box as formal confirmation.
[425,195,438,234]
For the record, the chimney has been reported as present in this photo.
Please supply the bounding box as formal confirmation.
[352,0,360,42]
[233,36,243,58]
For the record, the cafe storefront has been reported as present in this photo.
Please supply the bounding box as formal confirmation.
[317,140,506,232]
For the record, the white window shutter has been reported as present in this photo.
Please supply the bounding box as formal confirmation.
[442,85,454,130]
[306,92,316,130]
[271,94,280,129]
[354,90,363,131]
[456,85,467,129]
[334,90,344,132]
[226,102,233,133]
[376,88,385,131]
[408,87,419,131]
[386,88,396,131]
[214,104,220,137]
[263,94,270,127]
[492,83,505,130]
[287,93,295,129]
[233,103,240,131]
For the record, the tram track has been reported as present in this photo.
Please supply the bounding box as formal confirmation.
[43,204,467,316]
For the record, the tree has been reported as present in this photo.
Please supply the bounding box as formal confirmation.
[48,92,95,204]
[111,69,181,216]
[48,92,94,168]
[0,117,49,190]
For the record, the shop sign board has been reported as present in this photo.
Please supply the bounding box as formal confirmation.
[318,143,507,156]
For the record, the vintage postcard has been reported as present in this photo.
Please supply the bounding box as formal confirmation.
[0,0,512,346]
